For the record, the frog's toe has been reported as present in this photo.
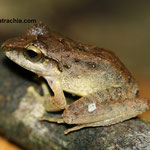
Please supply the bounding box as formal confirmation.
[27,86,45,105]
[40,116,64,123]
[27,86,40,97]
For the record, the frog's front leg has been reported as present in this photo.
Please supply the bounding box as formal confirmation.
[28,77,67,112]
[44,77,67,112]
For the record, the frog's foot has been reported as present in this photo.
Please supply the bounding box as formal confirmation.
[27,85,47,105]
[27,83,63,111]
[40,116,101,134]
[27,82,50,96]
[40,116,64,123]
[40,116,84,134]
[64,122,103,134]
[27,86,43,103]
[28,81,67,112]
[64,124,87,134]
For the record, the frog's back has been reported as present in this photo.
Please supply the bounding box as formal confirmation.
[37,27,138,97]
[43,31,131,82]
[56,37,138,97]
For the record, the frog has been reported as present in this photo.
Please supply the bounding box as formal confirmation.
[2,22,149,134]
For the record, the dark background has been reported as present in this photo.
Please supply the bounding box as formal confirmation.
[0,0,150,79]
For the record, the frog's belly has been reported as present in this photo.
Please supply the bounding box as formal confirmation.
[61,73,121,97]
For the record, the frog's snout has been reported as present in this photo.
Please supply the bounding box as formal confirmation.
[1,40,13,52]
[1,42,6,52]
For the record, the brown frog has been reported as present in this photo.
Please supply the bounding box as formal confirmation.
[2,22,149,134]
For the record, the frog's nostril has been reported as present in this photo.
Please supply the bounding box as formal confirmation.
[1,45,11,53]
[1,43,5,50]
[1,42,10,52]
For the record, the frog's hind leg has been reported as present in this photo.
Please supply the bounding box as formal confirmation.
[63,108,143,134]
[62,97,149,134]
[40,116,121,134]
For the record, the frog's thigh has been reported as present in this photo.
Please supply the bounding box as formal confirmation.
[63,97,149,134]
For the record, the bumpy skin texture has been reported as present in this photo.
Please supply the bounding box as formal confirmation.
[2,22,149,134]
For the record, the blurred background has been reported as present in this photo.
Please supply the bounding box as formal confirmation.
[0,0,150,149]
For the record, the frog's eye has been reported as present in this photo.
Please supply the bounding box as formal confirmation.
[24,46,43,62]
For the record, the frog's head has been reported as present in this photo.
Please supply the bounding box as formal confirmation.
[1,22,62,77]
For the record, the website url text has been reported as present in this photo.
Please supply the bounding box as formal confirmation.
[0,18,36,23]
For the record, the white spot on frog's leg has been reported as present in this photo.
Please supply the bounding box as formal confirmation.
[88,103,96,112]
